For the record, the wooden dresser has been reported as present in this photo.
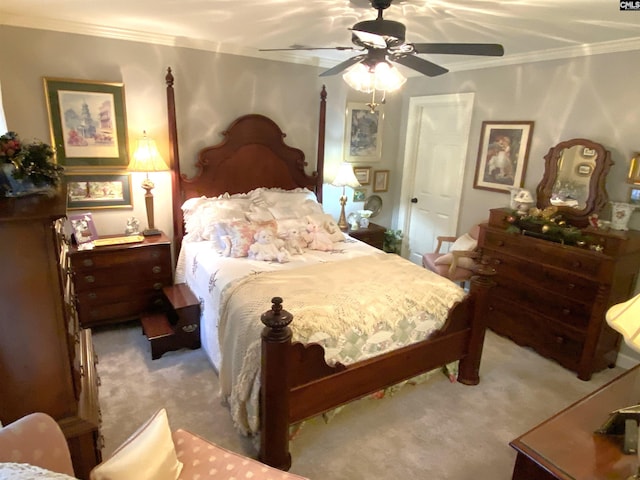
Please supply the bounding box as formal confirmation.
[478,208,640,381]
[69,234,172,328]
[0,190,101,479]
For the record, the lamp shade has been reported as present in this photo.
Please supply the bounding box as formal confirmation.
[343,61,406,94]
[332,162,361,189]
[129,131,168,172]
[606,294,640,352]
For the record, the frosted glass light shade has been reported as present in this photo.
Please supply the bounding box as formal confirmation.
[129,132,168,172]
[343,61,406,94]
[332,162,361,188]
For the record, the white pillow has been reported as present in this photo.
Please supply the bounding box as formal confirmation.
[450,233,477,252]
[433,253,476,270]
[90,409,183,480]
[255,187,318,207]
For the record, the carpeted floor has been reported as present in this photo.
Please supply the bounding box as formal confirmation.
[93,321,625,479]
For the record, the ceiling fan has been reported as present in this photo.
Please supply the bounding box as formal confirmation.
[260,0,505,79]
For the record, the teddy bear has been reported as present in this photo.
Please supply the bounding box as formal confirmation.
[248,228,290,263]
[281,227,307,255]
[303,222,334,252]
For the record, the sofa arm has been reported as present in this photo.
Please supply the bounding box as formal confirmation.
[0,412,75,476]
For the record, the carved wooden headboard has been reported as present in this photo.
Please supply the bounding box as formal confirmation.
[164,68,327,253]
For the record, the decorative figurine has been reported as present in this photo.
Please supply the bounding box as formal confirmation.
[125,217,140,235]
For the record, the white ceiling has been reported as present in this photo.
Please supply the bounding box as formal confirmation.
[3,0,640,75]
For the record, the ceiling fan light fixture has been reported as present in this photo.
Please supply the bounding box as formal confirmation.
[342,60,405,94]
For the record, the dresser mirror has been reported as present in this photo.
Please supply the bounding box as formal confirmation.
[536,138,612,227]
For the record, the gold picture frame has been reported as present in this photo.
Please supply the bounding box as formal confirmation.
[44,77,129,168]
[373,170,389,192]
[353,166,371,185]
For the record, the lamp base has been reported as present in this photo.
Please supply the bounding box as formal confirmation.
[142,228,162,237]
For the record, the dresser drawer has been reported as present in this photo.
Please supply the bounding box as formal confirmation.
[488,298,585,372]
[79,294,164,325]
[482,228,605,279]
[73,263,171,292]
[70,244,168,272]
[484,248,600,305]
[491,282,592,330]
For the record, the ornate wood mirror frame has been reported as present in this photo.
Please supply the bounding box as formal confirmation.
[536,138,613,227]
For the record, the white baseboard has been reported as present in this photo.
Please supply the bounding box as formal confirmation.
[616,351,640,370]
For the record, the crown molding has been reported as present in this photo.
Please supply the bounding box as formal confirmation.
[3,13,640,74]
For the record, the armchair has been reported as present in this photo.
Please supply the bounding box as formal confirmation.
[422,224,481,285]
[0,411,309,480]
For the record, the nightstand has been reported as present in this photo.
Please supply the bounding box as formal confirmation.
[348,222,386,250]
[69,233,173,328]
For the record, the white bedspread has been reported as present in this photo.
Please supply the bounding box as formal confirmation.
[176,240,465,436]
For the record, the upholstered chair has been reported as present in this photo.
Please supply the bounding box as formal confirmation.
[422,224,481,285]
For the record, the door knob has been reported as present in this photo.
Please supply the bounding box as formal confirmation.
[410,198,418,203]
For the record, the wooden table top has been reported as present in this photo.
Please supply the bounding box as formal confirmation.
[511,365,640,479]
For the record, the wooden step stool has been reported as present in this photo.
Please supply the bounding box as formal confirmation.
[140,283,201,360]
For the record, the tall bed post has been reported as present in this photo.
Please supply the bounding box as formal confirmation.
[315,85,327,203]
[166,67,184,255]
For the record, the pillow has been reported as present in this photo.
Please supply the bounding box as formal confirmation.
[254,187,318,207]
[433,253,476,270]
[90,409,183,480]
[220,220,277,258]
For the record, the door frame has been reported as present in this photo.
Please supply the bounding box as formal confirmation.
[397,92,475,257]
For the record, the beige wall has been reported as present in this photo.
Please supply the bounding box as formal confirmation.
[2,25,639,360]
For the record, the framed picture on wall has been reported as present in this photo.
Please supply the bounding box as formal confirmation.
[630,187,640,205]
[473,121,534,193]
[373,170,389,192]
[344,103,383,163]
[43,77,129,167]
[353,166,371,185]
[64,172,133,210]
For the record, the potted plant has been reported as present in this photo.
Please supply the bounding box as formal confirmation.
[0,131,64,196]
[383,229,403,254]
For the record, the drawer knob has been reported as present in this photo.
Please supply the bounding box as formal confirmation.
[153,298,164,307]
[567,283,575,290]
[83,259,94,267]
[555,336,565,344]
[493,259,502,265]
[152,266,162,274]
[88,292,97,300]
[561,308,571,316]
[153,282,164,290]
[571,261,581,268]
[182,324,198,333]
[497,240,505,247]
[84,275,95,283]
[151,251,160,259]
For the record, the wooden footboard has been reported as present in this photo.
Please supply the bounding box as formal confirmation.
[259,268,495,470]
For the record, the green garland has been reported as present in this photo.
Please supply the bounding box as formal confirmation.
[504,209,594,247]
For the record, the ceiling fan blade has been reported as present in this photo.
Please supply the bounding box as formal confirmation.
[390,54,449,77]
[319,54,367,77]
[259,46,357,52]
[411,43,505,57]
[351,29,388,49]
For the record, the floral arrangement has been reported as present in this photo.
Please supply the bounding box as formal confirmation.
[0,131,64,189]
[383,229,403,254]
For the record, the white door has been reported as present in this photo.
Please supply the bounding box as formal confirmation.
[398,93,475,266]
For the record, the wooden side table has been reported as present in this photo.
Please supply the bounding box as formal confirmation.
[69,233,173,328]
[348,222,386,250]
[510,365,640,479]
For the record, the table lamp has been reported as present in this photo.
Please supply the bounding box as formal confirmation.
[331,162,361,231]
[605,293,640,479]
[128,131,169,236]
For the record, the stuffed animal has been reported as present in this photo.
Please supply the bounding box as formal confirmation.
[248,228,290,263]
[281,228,307,255]
[303,223,334,252]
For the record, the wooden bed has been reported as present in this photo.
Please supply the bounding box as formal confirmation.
[164,68,494,470]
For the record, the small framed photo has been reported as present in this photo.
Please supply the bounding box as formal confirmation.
[353,188,367,202]
[630,186,640,205]
[64,172,133,210]
[68,212,98,244]
[43,77,129,167]
[344,103,383,163]
[373,170,389,192]
[353,166,371,185]
[576,162,593,177]
[473,121,534,193]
